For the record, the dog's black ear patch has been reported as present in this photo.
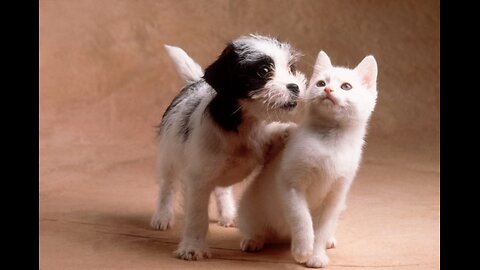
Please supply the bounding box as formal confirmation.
[208,95,242,133]
[203,43,237,95]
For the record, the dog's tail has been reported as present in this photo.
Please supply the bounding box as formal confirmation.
[164,45,204,84]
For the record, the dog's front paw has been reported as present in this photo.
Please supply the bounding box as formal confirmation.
[150,210,174,230]
[291,239,314,263]
[240,238,265,252]
[174,241,211,260]
[283,123,298,138]
[264,123,297,163]
[305,252,330,268]
[218,216,236,228]
[272,123,297,144]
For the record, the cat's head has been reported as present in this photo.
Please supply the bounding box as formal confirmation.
[306,51,378,124]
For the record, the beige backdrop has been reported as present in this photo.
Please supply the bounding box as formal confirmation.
[40,0,439,269]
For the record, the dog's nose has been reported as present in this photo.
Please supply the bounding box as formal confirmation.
[286,83,299,95]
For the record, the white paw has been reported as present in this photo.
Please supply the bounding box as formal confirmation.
[305,252,330,268]
[283,123,298,137]
[240,238,265,252]
[174,242,212,260]
[264,123,297,161]
[326,237,336,249]
[272,124,295,146]
[150,210,174,231]
[217,216,236,228]
[291,239,314,263]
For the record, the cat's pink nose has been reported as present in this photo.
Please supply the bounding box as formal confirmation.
[324,87,333,94]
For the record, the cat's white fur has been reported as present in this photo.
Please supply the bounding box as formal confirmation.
[237,51,378,268]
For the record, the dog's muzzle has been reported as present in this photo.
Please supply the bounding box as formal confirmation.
[282,83,300,110]
[282,100,298,110]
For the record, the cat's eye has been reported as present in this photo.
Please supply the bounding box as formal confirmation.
[316,80,326,87]
[289,64,297,74]
[341,83,352,90]
[257,66,271,78]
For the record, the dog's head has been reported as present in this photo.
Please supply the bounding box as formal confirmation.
[203,34,306,123]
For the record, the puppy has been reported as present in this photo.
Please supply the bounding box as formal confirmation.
[151,34,306,260]
[237,51,378,268]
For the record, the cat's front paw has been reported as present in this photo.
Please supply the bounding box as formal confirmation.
[240,238,265,252]
[305,252,330,268]
[291,239,314,263]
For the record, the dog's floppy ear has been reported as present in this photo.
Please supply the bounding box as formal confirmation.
[203,43,237,95]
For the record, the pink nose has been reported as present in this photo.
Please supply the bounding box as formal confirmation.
[324,87,333,94]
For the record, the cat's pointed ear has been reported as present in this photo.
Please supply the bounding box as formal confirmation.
[312,51,332,77]
[354,55,377,89]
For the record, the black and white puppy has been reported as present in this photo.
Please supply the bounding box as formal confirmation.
[151,34,306,260]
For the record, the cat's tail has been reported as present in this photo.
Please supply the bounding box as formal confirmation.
[164,44,203,84]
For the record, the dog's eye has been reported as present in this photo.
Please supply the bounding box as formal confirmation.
[257,66,271,78]
[341,82,352,90]
[289,64,297,74]
[316,80,326,87]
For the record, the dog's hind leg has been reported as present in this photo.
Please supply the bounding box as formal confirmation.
[214,186,237,227]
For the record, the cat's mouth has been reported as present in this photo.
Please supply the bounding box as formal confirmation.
[321,95,337,105]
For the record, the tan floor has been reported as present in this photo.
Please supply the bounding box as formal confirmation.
[40,140,439,270]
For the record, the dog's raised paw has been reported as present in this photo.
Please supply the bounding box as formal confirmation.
[240,238,265,252]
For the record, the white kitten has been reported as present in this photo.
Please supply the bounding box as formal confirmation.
[237,51,378,268]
